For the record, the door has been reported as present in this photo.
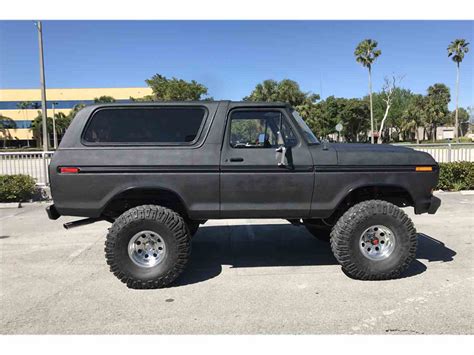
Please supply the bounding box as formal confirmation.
[220,108,314,218]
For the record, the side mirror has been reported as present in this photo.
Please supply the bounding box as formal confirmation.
[275,131,288,168]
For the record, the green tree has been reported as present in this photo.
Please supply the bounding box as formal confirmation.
[31,111,73,147]
[298,100,338,139]
[468,106,474,134]
[68,103,86,119]
[0,115,16,148]
[54,112,73,137]
[308,96,369,142]
[354,39,382,144]
[447,39,469,142]
[402,94,427,144]
[340,98,371,142]
[140,74,209,101]
[50,103,87,137]
[425,83,451,142]
[244,79,320,136]
[244,79,319,107]
[31,111,53,147]
[450,107,470,137]
[93,95,116,103]
[371,86,415,142]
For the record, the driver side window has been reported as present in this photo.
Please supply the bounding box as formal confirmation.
[229,110,296,148]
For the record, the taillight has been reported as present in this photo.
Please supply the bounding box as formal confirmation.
[59,167,80,174]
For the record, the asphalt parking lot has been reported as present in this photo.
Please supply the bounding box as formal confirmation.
[1,191,473,334]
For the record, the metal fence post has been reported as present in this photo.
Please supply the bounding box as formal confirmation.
[42,151,49,185]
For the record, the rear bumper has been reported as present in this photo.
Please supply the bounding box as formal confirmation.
[46,204,61,220]
[415,195,441,215]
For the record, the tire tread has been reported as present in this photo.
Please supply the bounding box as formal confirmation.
[104,205,190,289]
[330,200,417,280]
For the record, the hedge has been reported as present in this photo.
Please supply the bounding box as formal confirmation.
[0,174,37,202]
[437,162,474,191]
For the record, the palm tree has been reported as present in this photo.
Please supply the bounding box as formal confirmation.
[355,39,382,144]
[447,39,469,142]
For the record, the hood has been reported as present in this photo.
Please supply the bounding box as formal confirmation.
[331,143,437,166]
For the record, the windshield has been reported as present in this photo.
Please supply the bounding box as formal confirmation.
[291,110,319,144]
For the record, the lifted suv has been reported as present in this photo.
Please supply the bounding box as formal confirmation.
[47,101,440,288]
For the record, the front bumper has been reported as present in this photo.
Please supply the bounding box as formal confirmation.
[428,195,441,214]
[415,195,441,215]
[46,204,61,220]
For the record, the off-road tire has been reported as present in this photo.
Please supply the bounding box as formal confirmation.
[104,205,191,289]
[330,200,417,280]
[303,221,332,242]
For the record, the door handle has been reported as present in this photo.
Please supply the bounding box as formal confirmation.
[230,157,244,162]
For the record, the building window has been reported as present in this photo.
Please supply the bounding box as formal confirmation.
[0,120,32,129]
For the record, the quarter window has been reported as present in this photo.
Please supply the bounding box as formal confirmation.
[229,111,297,148]
[83,107,206,144]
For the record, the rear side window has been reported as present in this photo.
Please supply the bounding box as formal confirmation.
[83,107,206,144]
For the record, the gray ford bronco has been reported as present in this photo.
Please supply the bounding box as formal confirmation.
[46,101,441,288]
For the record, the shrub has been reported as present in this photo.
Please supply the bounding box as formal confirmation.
[437,162,474,191]
[0,174,37,202]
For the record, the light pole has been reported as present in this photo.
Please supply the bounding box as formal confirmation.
[34,21,48,151]
[52,102,58,149]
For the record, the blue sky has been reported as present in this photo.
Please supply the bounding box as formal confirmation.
[0,20,472,109]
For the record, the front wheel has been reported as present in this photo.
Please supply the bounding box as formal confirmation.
[330,200,417,280]
[104,205,191,289]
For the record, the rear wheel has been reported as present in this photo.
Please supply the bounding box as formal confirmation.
[330,200,417,280]
[104,205,191,289]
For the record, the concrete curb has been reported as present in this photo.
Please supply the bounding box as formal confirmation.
[0,202,21,209]
[0,201,51,209]
[435,190,474,194]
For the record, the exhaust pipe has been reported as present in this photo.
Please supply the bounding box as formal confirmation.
[63,217,102,230]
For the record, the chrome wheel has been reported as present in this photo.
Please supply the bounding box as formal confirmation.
[128,230,167,268]
[359,225,396,261]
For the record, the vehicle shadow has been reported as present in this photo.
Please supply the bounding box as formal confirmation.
[173,224,456,287]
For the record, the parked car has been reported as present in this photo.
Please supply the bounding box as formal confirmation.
[46,101,441,288]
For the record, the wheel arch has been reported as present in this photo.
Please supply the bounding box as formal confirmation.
[100,185,190,219]
[330,183,415,220]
